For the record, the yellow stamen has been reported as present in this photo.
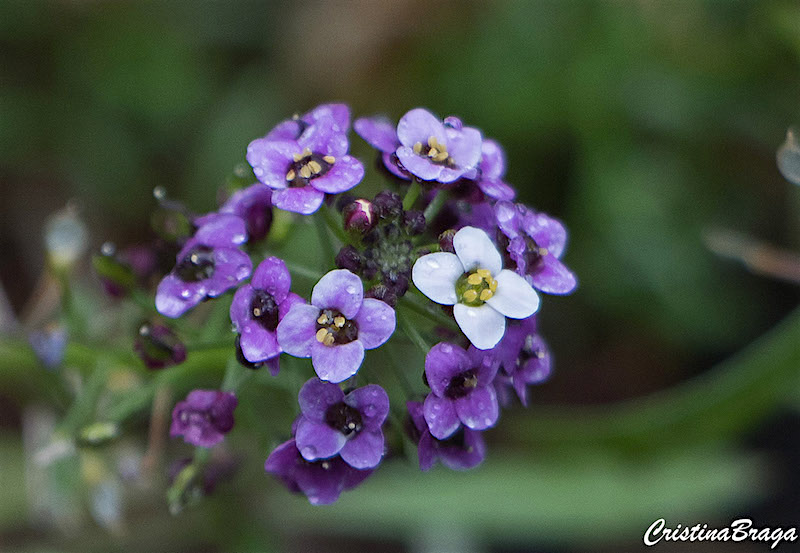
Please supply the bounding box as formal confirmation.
[413,142,423,154]
[323,155,336,164]
[323,333,335,347]
[253,308,262,317]
[302,147,312,157]
[489,279,498,293]
[317,314,328,325]
[427,136,438,148]
[463,289,478,303]
[476,269,492,279]
[334,316,345,328]
[428,147,439,158]
[286,169,296,181]
[539,247,549,256]
[293,152,304,162]
[299,165,312,179]
[467,273,483,285]
[308,160,322,174]
[316,328,329,343]
[479,289,493,301]
[433,151,449,162]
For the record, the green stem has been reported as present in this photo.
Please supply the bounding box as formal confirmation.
[398,293,460,332]
[284,260,323,282]
[423,190,448,222]
[320,205,350,245]
[399,314,432,355]
[403,179,422,211]
[314,212,337,269]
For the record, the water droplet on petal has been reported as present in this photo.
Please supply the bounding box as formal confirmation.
[301,446,316,459]
[180,290,191,298]
[346,285,357,294]
[427,259,440,269]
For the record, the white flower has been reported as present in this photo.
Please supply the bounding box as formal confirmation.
[412,226,540,349]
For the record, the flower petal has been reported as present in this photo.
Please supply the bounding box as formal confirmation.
[479,139,506,181]
[276,304,320,357]
[485,269,540,319]
[353,299,396,349]
[382,151,411,180]
[411,252,463,305]
[156,274,206,318]
[204,248,252,297]
[251,256,291,302]
[423,394,461,440]
[445,125,482,173]
[295,418,347,461]
[523,211,568,258]
[455,386,499,431]
[194,214,248,247]
[418,432,436,471]
[298,115,349,158]
[453,226,502,275]
[310,155,364,194]
[396,146,444,181]
[453,303,506,350]
[424,342,471,398]
[340,430,384,469]
[271,186,325,215]
[437,428,486,471]
[311,269,363,318]
[396,108,446,148]
[477,178,516,201]
[345,384,390,429]
[355,116,399,153]
[530,256,578,295]
[239,321,280,362]
[246,139,297,188]
[311,340,365,383]
[298,378,344,422]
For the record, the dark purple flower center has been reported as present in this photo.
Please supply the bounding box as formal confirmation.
[286,148,334,188]
[175,245,215,282]
[445,370,478,399]
[523,236,548,270]
[315,309,359,347]
[250,289,280,331]
[325,402,363,437]
[518,335,545,365]
[437,427,468,449]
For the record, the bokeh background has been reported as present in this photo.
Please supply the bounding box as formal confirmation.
[2,1,800,552]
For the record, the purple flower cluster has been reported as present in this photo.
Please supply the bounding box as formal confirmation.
[141,103,576,506]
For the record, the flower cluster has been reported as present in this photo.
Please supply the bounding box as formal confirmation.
[108,104,576,507]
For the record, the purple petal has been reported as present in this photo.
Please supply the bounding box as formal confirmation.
[523,211,568,258]
[239,321,280,363]
[437,428,486,471]
[396,147,444,181]
[407,401,427,434]
[296,418,347,461]
[251,257,291,303]
[293,461,347,505]
[437,165,469,184]
[311,340,365,383]
[423,393,461,440]
[246,139,297,188]
[311,269,363,318]
[355,116,399,153]
[279,292,306,318]
[345,384,389,429]
[264,439,299,483]
[310,155,364,194]
[530,256,577,295]
[276,303,320,357]
[340,430,384,469]
[305,103,351,132]
[265,356,280,376]
[353,299,395,350]
[156,274,206,318]
[466,346,500,387]
[204,248,252,297]
[494,201,523,238]
[265,119,302,141]
[382,151,411,180]
[298,378,345,422]
[479,139,506,180]
[454,387,499,431]
[271,186,325,215]
[477,179,516,201]
[418,432,437,471]
[445,125,482,172]
[194,214,248,247]
[397,108,447,147]
[425,343,471,398]
[298,115,349,158]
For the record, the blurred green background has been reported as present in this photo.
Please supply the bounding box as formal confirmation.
[1,1,800,552]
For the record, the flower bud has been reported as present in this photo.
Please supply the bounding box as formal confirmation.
[335,246,364,274]
[45,205,88,271]
[342,199,377,234]
[383,271,410,297]
[438,229,457,253]
[365,284,397,308]
[134,322,187,370]
[403,210,426,236]
[373,191,403,220]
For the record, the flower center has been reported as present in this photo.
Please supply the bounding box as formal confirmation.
[286,147,335,188]
[438,427,471,450]
[250,290,280,331]
[518,334,546,366]
[175,245,215,282]
[412,135,454,166]
[325,402,363,437]
[455,268,498,306]
[314,308,359,347]
[445,370,478,399]
[523,236,548,269]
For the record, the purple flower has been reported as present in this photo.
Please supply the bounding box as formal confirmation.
[134,322,187,370]
[295,379,389,469]
[354,115,410,180]
[395,108,482,184]
[407,401,486,471]
[28,326,68,370]
[495,201,577,295]
[277,269,396,383]
[196,184,273,242]
[170,390,238,448]
[264,439,373,505]
[265,103,351,142]
[155,215,252,318]
[422,342,500,440]
[486,316,552,406]
[230,257,304,372]
[471,139,516,201]
[247,113,364,215]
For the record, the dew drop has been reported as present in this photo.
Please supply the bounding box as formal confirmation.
[253,167,263,176]
[427,259,440,269]
[346,285,357,294]
[301,446,316,459]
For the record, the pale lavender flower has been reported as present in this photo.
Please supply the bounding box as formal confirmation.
[170,390,237,448]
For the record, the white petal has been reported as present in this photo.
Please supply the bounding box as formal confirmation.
[453,303,505,350]
[453,226,502,275]
[412,252,463,305]
[486,270,540,319]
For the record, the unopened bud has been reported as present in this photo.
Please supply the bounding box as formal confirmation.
[373,191,403,220]
[335,246,364,273]
[365,284,397,308]
[134,322,187,370]
[438,229,457,253]
[403,210,426,236]
[342,199,377,234]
